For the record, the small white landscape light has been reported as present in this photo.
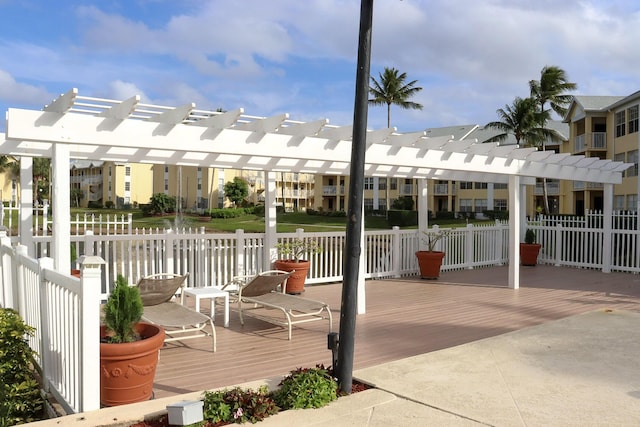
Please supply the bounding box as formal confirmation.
[167,400,204,426]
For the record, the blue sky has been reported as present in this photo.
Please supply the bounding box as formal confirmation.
[1,0,639,134]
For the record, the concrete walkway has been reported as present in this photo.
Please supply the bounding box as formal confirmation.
[265,309,640,426]
[32,309,640,426]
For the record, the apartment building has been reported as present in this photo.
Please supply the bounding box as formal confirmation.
[152,166,315,212]
[562,93,639,214]
[70,160,154,208]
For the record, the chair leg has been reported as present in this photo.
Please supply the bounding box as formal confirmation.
[209,319,217,352]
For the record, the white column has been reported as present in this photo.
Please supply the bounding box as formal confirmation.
[602,183,613,273]
[52,144,71,271]
[19,157,34,256]
[508,175,521,289]
[357,200,366,314]
[264,171,278,269]
[417,179,429,243]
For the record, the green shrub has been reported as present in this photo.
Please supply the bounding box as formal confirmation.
[202,386,278,424]
[525,229,537,244]
[0,308,45,426]
[103,275,143,343]
[274,366,338,410]
[387,209,418,227]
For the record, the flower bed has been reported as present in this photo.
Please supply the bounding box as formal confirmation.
[130,366,371,427]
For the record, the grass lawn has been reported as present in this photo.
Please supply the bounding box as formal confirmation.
[0,208,490,235]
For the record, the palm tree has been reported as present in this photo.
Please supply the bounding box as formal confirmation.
[369,67,423,128]
[369,67,423,215]
[485,97,556,146]
[529,66,577,213]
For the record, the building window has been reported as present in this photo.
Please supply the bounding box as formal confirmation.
[364,198,374,210]
[615,110,626,137]
[389,178,397,190]
[108,166,112,177]
[614,195,625,211]
[364,177,374,190]
[125,166,131,176]
[378,179,387,190]
[124,182,130,191]
[627,194,638,212]
[494,183,508,190]
[628,150,638,177]
[474,199,487,213]
[459,181,473,190]
[474,182,488,190]
[164,179,168,191]
[459,199,472,212]
[495,199,507,211]
[629,105,639,134]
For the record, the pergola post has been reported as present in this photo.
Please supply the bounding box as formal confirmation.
[602,183,613,273]
[19,157,34,256]
[417,178,429,249]
[264,171,278,270]
[52,143,71,271]
[508,175,521,289]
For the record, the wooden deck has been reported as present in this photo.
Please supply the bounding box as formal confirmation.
[152,265,640,399]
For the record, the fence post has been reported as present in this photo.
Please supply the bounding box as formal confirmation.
[235,229,245,276]
[165,228,176,273]
[495,220,505,266]
[554,223,562,266]
[0,230,14,309]
[127,213,133,235]
[391,226,401,278]
[38,256,54,397]
[79,255,105,412]
[465,224,474,269]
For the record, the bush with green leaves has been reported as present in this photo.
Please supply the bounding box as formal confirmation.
[103,275,143,343]
[274,366,338,410]
[202,385,278,424]
[0,308,45,426]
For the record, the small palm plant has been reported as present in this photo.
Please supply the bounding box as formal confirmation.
[103,274,143,343]
[421,227,450,252]
[275,238,322,262]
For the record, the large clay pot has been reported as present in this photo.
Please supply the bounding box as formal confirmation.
[273,259,311,294]
[520,243,542,266]
[100,322,165,407]
[415,251,445,279]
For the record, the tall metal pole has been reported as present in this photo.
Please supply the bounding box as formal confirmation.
[336,0,373,393]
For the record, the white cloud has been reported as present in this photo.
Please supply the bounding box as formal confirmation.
[0,69,53,106]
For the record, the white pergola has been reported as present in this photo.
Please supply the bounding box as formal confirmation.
[0,88,631,309]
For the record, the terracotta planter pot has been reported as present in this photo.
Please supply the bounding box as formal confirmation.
[415,251,445,279]
[273,259,310,294]
[100,322,165,407]
[520,243,542,266]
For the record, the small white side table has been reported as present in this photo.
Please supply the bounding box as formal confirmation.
[183,287,230,328]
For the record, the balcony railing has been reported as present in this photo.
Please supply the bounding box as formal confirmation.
[534,180,560,195]
[574,132,607,152]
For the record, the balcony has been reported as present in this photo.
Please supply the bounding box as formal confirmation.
[399,184,414,195]
[434,183,449,195]
[534,180,560,195]
[573,132,607,153]
[323,185,337,196]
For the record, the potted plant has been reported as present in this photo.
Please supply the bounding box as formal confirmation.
[100,274,165,407]
[520,229,542,266]
[415,227,449,279]
[274,238,322,294]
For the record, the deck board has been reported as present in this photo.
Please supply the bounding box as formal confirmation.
[152,265,640,399]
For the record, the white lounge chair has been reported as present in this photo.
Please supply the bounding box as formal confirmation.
[137,273,216,352]
[224,270,332,340]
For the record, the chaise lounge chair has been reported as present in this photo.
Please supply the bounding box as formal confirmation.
[137,273,216,352]
[224,270,332,340]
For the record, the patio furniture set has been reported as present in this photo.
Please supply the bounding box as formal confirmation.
[135,270,333,352]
